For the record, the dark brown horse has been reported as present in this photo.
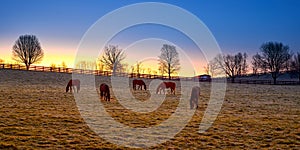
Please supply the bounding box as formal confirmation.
[100,83,110,101]
[66,79,80,93]
[156,82,176,95]
[133,79,147,90]
[190,86,200,109]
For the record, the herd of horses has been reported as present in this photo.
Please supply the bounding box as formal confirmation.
[66,79,200,109]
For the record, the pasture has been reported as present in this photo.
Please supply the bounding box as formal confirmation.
[0,69,299,149]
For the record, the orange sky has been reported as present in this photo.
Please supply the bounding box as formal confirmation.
[0,39,208,77]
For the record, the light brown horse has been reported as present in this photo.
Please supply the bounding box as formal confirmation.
[190,86,200,109]
[156,82,176,95]
[100,83,110,101]
[66,79,80,93]
[133,79,147,90]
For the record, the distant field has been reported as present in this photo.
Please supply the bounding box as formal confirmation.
[0,69,299,149]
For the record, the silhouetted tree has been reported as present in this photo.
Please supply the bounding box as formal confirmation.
[158,44,180,80]
[135,61,143,77]
[291,52,300,82]
[255,42,292,84]
[99,45,126,75]
[207,59,220,77]
[242,53,248,75]
[12,35,44,70]
[252,53,261,75]
[213,52,247,83]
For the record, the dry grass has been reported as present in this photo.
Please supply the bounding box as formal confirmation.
[0,69,299,149]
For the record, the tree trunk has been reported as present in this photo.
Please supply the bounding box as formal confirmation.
[231,77,235,83]
[169,73,171,80]
[273,77,277,85]
[26,64,30,70]
[298,72,300,83]
[272,72,277,85]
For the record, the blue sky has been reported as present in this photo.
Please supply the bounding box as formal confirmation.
[0,0,299,73]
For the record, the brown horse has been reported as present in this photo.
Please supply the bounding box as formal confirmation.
[190,86,200,109]
[156,82,176,95]
[66,79,80,93]
[133,79,147,90]
[100,83,110,101]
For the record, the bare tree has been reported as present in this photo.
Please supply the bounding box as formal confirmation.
[135,61,143,77]
[242,52,248,75]
[99,45,126,75]
[207,59,221,77]
[76,60,97,70]
[12,35,44,70]
[213,53,247,83]
[291,52,300,82]
[204,64,210,75]
[158,44,180,80]
[61,61,67,68]
[255,42,292,84]
[252,53,261,75]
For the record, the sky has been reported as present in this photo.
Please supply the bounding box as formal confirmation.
[0,0,299,76]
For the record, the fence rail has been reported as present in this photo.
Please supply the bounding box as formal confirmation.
[232,79,300,85]
[0,63,186,80]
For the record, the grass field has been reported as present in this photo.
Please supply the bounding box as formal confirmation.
[0,69,299,149]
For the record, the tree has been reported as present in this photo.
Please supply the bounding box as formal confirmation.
[12,35,44,70]
[255,42,292,84]
[76,60,97,70]
[99,45,126,75]
[242,53,248,75]
[252,53,261,75]
[158,44,180,80]
[291,52,300,82]
[213,53,247,83]
[0,59,4,64]
[61,61,67,68]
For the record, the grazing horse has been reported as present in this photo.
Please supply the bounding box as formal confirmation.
[133,79,147,90]
[66,79,80,93]
[156,82,176,95]
[190,86,200,109]
[100,83,110,101]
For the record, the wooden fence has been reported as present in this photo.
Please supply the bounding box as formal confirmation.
[1,63,299,85]
[0,63,186,80]
[232,79,300,85]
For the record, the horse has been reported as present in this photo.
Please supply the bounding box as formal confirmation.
[133,79,147,90]
[66,79,80,93]
[100,83,110,101]
[190,86,200,109]
[156,81,176,95]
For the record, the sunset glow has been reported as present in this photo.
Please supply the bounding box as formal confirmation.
[1,0,299,77]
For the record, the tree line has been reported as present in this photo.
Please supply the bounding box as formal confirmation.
[7,34,300,84]
[208,42,300,84]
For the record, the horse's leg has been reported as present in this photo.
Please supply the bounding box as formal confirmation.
[190,98,193,109]
[195,97,199,109]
